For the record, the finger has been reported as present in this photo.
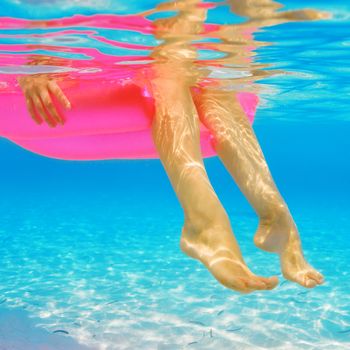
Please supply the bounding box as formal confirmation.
[48,80,71,109]
[32,95,56,128]
[39,90,64,125]
[25,97,43,125]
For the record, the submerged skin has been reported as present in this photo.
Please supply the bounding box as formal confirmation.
[18,75,70,127]
[18,0,327,292]
[192,0,326,289]
[150,0,325,291]
[18,56,71,127]
[150,2,279,293]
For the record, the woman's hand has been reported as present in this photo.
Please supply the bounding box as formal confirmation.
[18,75,71,127]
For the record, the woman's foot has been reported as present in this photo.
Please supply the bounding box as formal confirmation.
[180,222,279,293]
[254,209,324,288]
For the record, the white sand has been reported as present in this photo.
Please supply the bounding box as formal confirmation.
[0,306,91,350]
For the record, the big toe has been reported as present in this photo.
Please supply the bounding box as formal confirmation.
[306,270,324,285]
[290,272,319,288]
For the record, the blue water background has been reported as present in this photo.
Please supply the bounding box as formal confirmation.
[0,0,350,349]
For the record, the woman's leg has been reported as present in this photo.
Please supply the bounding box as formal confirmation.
[150,76,278,293]
[196,88,323,288]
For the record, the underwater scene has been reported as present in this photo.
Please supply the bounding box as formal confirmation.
[0,0,349,349]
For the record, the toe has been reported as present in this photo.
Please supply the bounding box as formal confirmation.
[232,282,254,294]
[243,277,268,290]
[222,277,253,294]
[283,271,308,288]
[294,273,317,288]
[313,270,324,284]
[306,270,324,285]
[242,276,279,291]
[316,274,324,284]
[263,276,279,290]
[305,278,317,288]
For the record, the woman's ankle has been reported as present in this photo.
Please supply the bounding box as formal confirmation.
[183,211,231,236]
[258,201,290,223]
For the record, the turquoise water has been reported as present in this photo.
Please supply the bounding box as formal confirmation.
[1,0,350,349]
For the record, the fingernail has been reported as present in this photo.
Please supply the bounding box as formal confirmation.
[66,102,71,109]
